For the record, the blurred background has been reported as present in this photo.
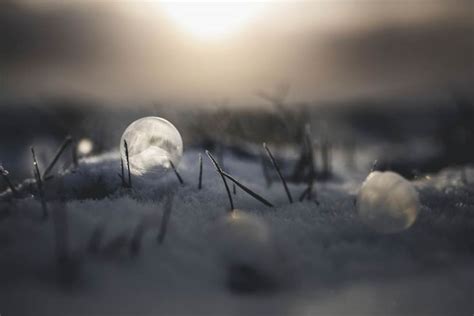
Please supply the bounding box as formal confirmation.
[1,0,473,184]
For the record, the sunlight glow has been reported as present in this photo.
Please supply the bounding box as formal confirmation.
[159,1,265,39]
[78,138,94,155]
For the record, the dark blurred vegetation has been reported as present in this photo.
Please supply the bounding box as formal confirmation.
[0,93,473,190]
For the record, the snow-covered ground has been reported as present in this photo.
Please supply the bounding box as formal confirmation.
[1,150,473,315]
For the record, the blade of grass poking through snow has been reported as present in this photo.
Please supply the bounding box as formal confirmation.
[71,138,78,169]
[299,179,313,201]
[300,126,319,204]
[298,178,319,205]
[198,153,203,190]
[304,124,315,175]
[0,165,18,197]
[157,193,175,244]
[305,126,317,199]
[31,147,48,219]
[124,140,132,188]
[119,158,126,187]
[206,150,234,211]
[221,171,274,208]
[169,159,184,185]
[371,159,378,172]
[299,186,309,201]
[263,143,293,203]
[42,136,72,180]
[291,124,314,181]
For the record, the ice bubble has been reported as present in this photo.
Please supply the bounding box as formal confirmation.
[120,117,183,179]
[210,210,278,292]
[357,171,420,234]
[211,210,274,266]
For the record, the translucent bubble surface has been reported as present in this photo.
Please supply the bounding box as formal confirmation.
[357,171,420,234]
[120,117,183,179]
[210,210,275,269]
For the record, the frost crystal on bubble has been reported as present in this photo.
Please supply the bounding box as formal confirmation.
[120,117,183,179]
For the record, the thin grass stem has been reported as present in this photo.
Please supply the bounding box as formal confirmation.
[206,150,234,211]
[263,142,293,203]
[31,147,48,219]
[221,171,274,207]
[43,136,72,179]
[71,138,78,169]
[198,153,203,190]
[124,140,132,188]
[371,159,378,172]
[0,165,18,197]
[169,160,184,185]
[119,158,126,187]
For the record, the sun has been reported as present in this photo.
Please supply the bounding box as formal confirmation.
[159,1,265,39]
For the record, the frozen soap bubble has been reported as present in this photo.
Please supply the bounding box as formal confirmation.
[120,117,183,179]
[211,210,275,267]
[209,210,279,292]
[357,171,420,234]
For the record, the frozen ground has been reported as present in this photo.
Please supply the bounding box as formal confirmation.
[0,149,473,315]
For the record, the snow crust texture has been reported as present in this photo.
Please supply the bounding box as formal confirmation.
[0,150,473,315]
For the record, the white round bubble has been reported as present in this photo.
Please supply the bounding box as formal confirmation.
[357,171,420,234]
[120,117,183,179]
[210,210,275,269]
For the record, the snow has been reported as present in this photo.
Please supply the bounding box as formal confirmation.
[0,149,473,315]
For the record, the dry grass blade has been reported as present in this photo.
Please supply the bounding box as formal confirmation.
[206,150,234,211]
[0,165,18,197]
[298,176,319,204]
[295,126,319,204]
[198,153,203,190]
[119,158,127,187]
[304,124,315,176]
[291,124,315,181]
[299,186,310,201]
[169,159,184,185]
[31,147,48,219]
[263,143,293,203]
[221,171,274,207]
[304,125,319,203]
[71,138,79,169]
[371,159,378,172]
[43,136,72,179]
[157,193,174,244]
[124,140,132,188]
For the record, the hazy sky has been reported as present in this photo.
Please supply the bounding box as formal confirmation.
[1,0,473,105]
